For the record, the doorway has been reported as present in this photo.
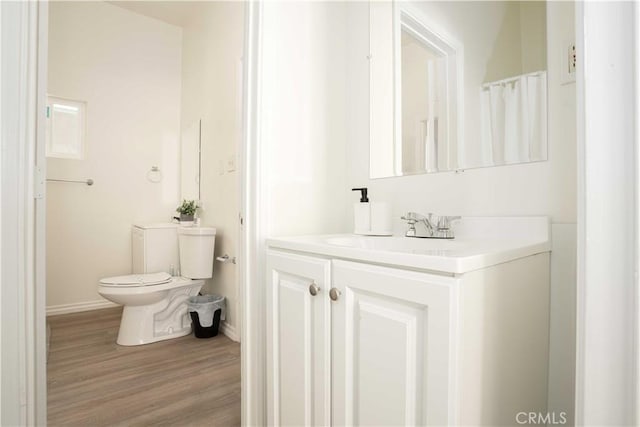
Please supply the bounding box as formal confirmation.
[43,1,245,424]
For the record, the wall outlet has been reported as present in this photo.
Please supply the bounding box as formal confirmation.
[561,40,576,85]
[568,43,576,74]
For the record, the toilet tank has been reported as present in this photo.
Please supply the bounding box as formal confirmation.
[132,223,179,275]
[178,227,216,279]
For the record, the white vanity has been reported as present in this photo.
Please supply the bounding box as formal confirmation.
[265,217,550,426]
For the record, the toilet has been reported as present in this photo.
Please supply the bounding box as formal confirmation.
[98,223,216,346]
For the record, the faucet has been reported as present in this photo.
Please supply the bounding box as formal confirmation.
[401,212,461,239]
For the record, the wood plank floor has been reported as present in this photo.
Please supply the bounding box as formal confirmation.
[47,307,241,426]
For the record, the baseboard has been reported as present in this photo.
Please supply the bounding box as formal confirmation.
[46,300,120,316]
[220,321,240,342]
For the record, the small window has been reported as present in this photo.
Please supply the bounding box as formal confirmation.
[46,96,86,159]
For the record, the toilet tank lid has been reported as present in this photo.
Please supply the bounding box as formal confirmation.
[100,272,172,286]
[178,226,216,236]
[133,223,179,229]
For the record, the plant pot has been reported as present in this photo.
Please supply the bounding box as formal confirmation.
[180,214,194,224]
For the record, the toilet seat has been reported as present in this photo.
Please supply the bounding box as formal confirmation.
[99,272,172,287]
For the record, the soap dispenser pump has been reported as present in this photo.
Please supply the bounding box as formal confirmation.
[352,188,371,234]
[352,187,369,203]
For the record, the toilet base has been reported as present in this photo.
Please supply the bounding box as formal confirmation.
[112,280,203,346]
[117,318,192,346]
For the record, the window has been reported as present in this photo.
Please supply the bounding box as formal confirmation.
[46,96,86,159]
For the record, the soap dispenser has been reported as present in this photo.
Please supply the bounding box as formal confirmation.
[352,188,371,234]
[351,188,392,235]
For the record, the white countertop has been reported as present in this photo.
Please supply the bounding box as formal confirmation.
[266,216,551,274]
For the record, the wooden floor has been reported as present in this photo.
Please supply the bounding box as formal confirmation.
[47,307,241,426]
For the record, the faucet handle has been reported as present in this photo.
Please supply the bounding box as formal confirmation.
[401,212,428,222]
[401,215,417,237]
[437,215,462,230]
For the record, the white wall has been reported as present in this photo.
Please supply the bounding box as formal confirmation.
[261,1,350,238]
[47,2,183,310]
[180,1,244,339]
[347,1,576,422]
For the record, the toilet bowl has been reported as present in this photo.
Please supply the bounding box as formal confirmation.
[98,224,216,346]
[98,273,204,346]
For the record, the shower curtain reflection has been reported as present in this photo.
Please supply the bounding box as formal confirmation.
[476,71,547,168]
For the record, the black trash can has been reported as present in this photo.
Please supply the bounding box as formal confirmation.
[187,295,225,338]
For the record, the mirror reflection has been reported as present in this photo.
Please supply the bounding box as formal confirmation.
[370,1,548,178]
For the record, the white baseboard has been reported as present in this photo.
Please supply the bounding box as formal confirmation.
[221,321,240,342]
[46,300,120,316]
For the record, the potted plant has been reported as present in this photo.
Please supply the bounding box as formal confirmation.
[176,199,197,223]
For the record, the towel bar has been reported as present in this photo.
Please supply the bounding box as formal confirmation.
[46,178,94,186]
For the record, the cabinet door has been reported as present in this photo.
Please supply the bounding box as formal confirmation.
[331,260,456,426]
[266,250,331,426]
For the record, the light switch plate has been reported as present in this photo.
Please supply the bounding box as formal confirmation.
[226,154,236,172]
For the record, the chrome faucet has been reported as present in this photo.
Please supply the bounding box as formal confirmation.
[401,212,461,239]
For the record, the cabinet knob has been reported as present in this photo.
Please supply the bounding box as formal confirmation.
[329,288,341,301]
[309,283,320,296]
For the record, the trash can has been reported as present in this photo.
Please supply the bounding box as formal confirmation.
[187,294,225,338]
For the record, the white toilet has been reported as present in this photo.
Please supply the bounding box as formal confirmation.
[98,223,216,346]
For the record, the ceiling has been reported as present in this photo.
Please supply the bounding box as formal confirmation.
[108,1,205,28]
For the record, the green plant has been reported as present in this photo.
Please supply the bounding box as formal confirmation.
[176,199,197,216]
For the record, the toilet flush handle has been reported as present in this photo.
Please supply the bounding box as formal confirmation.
[216,254,236,264]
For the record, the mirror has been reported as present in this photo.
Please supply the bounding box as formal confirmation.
[181,119,201,201]
[370,1,548,178]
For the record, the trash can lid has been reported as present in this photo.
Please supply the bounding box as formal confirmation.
[188,294,225,305]
[178,227,216,236]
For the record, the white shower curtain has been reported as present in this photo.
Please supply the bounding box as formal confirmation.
[480,71,547,165]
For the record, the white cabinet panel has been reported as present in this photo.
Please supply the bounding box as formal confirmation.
[331,260,457,426]
[266,250,331,426]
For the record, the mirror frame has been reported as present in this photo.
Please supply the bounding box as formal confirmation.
[394,5,464,174]
[369,3,465,178]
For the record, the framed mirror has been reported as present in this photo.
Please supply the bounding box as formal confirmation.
[369,1,548,178]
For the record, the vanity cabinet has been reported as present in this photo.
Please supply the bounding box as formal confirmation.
[266,247,550,426]
[266,250,332,426]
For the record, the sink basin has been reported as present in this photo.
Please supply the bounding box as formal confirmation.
[267,217,551,274]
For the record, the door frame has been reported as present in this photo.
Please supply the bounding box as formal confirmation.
[240,1,267,425]
[574,1,640,424]
[1,0,47,424]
